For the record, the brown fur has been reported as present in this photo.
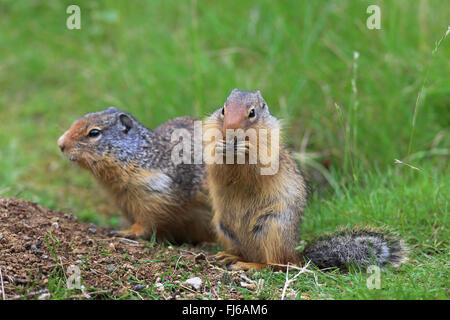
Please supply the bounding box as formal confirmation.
[204,90,307,270]
[58,108,215,244]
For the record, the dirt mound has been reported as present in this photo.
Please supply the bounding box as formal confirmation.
[0,198,248,299]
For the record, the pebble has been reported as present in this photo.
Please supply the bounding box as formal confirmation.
[51,222,59,229]
[132,284,145,291]
[154,283,165,292]
[38,293,50,300]
[239,281,256,290]
[106,264,116,273]
[117,287,128,296]
[185,277,202,290]
[0,232,3,240]
[87,227,97,234]
[30,244,41,255]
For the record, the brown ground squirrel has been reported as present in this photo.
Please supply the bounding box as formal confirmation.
[203,89,407,270]
[58,107,215,244]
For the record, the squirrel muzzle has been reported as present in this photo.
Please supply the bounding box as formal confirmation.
[223,103,248,132]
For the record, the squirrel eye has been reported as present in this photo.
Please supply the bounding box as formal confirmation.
[221,107,225,116]
[248,108,256,118]
[87,129,101,138]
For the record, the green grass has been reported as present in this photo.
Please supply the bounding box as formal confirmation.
[0,0,448,299]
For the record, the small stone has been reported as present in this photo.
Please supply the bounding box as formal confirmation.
[117,287,128,296]
[154,283,165,292]
[185,277,202,290]
[240,281,256,290]
[30,244,41,254]
[0,232,3,240]
[51,222,59,228]
[87,227,97,234]
[108,229,118,236]
[106,264,116,273]
[132,284,145,291]
[38,293,50,300]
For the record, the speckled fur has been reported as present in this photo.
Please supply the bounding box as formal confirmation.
[58,107,214,244]
[204,89,307,268]
[204,89,407,271]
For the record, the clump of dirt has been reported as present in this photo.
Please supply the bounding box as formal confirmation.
[0,198,253,300]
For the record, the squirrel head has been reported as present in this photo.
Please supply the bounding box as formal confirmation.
[220,89,270,133]
[203,89,281,172]
[57,107,141,171]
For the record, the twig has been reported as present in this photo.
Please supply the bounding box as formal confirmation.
[239,273,255,284]
[172,254,184,275]
[0,268,5,300]
[210,282,220,299]
[281,261,311,300]
[10,289,49,300]
[178,283,197,294]
[117,238,140,247]
[394,159,422,171]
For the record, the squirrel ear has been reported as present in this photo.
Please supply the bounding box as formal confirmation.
[119,114,133,134]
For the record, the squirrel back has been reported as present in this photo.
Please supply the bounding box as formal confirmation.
[204,89,408,271]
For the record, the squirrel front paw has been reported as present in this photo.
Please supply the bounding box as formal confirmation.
[113,223,147,240]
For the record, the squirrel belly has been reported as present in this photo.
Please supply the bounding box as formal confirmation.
[58,107,215,244]
[204,89,408,271]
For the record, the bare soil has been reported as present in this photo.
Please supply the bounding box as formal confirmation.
[0,197,251,300]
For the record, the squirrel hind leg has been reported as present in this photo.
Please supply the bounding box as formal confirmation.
[211,252,270,271]
[212,251,242,265]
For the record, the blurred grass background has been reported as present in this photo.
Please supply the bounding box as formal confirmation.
[0,0,448,299]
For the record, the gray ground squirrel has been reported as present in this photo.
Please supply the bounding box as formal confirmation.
[58,107,215,244]
[203,89,408,270]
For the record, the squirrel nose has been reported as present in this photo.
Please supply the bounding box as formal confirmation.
[223,109,246,131]
[57,134,66,152]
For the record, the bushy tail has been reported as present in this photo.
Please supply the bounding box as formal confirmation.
[300,226,408,270]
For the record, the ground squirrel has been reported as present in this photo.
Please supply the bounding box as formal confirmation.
[58,107,215,244]
[204,89,408,270]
